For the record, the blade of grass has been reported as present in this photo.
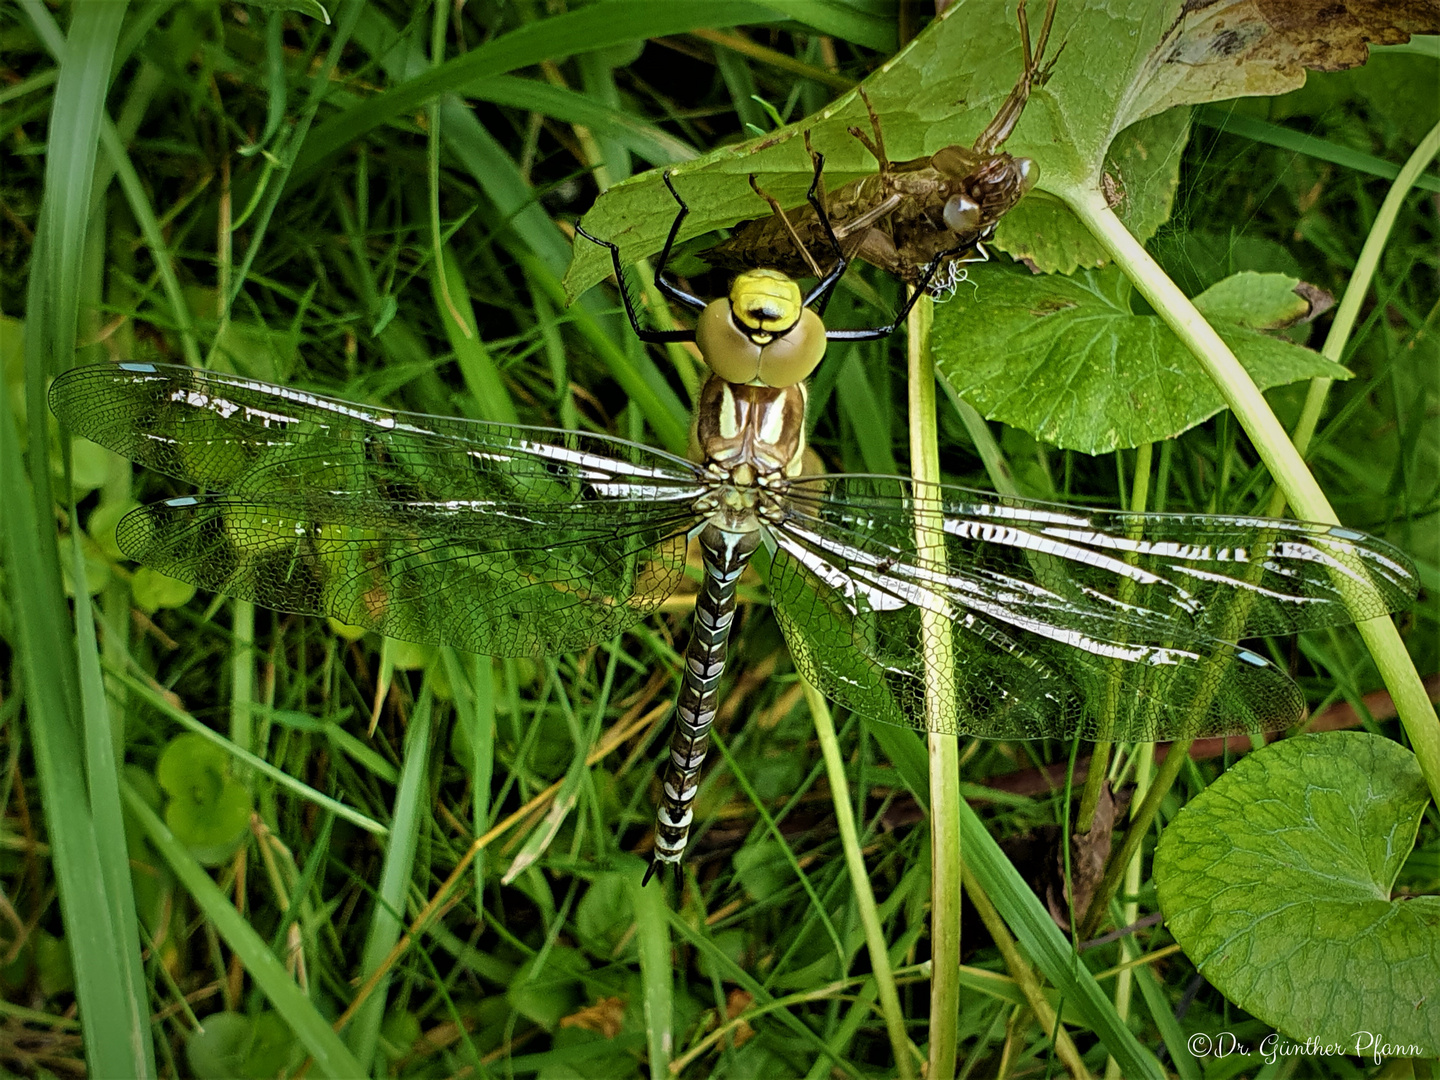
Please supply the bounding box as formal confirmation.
[957,798,1165,1079]
[120,781,366,1077]
[1193,105,1440,195]
[432,239,519,425]
[4,385,154,1079]
[15,1,158,1073]
[466,75,696,166]
[289,1,783,189]
[348,684,434,1070]
[627,858,673,1075]
[70,533,156,1075]
[960,865,1091,1078]
[801,680,918,1079]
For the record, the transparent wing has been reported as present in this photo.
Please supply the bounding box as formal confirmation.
[53,363,708,656]
[768,475,1417,741]
[118,494,693,656]
[49,362,706,504]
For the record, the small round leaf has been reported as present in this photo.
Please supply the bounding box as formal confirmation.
[156,733,253,860]
[1155,732,1439,1054]
[132,565,197,611]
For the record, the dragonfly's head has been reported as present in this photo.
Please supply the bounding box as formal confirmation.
[695,268,825,388]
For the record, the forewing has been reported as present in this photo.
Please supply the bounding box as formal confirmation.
[768,475,1417,741]
[53,362,707,656]
[48,362,704,505]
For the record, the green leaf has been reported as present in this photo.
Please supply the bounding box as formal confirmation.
[186,1012,252,1078]
[85,498,135,562]
[1191,270,1321,331]
[566,0,1440,293]
[732,839,795,901]
[131,565,196,611]
[930,264,1349,453]
[58,534,110,596]
[186,1011,304,1079]
[157,733,253,858]
[235,0,330,24]
[506,947,591,1030]
[574,871,632,958]
[1155,732,1439,1055]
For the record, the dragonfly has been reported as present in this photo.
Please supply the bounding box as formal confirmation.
[50,360,1418,882]
[704,0,1060,296]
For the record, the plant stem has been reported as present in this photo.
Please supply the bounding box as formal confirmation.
[1293,117,1440,458]
[961,866,1092,1080]
[1065,186,1440,811]
[908,293,963,1079]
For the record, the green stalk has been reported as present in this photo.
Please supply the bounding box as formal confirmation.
[907,294,962,1078]
[960,866,1092,1079]
[1081,741,1189,941]
[802,681,917,1079]
[1077,443,1152,834]
[1102,741,1152,1080]
[1064,184,1440,811]
[1293,118,1440,460]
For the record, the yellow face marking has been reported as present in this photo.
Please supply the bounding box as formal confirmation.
[730,269,803,334]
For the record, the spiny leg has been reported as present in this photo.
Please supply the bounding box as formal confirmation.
[652,171,711,315]
[798,148,853,312]
[574,222,695,345]
[849,85,891,173]
[973,0,1062,155]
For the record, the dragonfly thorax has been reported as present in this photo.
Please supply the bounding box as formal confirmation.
[692,376,807,477]
[690,376,806,533]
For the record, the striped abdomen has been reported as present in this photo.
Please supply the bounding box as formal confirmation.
[646,523,760,882]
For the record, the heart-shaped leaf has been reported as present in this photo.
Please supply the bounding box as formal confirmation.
[157,733,253,862]
[1154,732,1439,1055]
[930,264,1347,452]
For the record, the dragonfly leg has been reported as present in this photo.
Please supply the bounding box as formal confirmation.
[822,243,971,342]
[653,172,711,315]
[650,524,760,876]
[575,222,696,345]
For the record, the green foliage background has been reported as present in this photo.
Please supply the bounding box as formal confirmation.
[1,1,1435,1076]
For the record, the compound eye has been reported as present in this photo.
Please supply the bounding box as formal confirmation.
[695,298,762,384]
[943,195,982,235]
[757,308,826,387]
[1016,157,1039,193]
